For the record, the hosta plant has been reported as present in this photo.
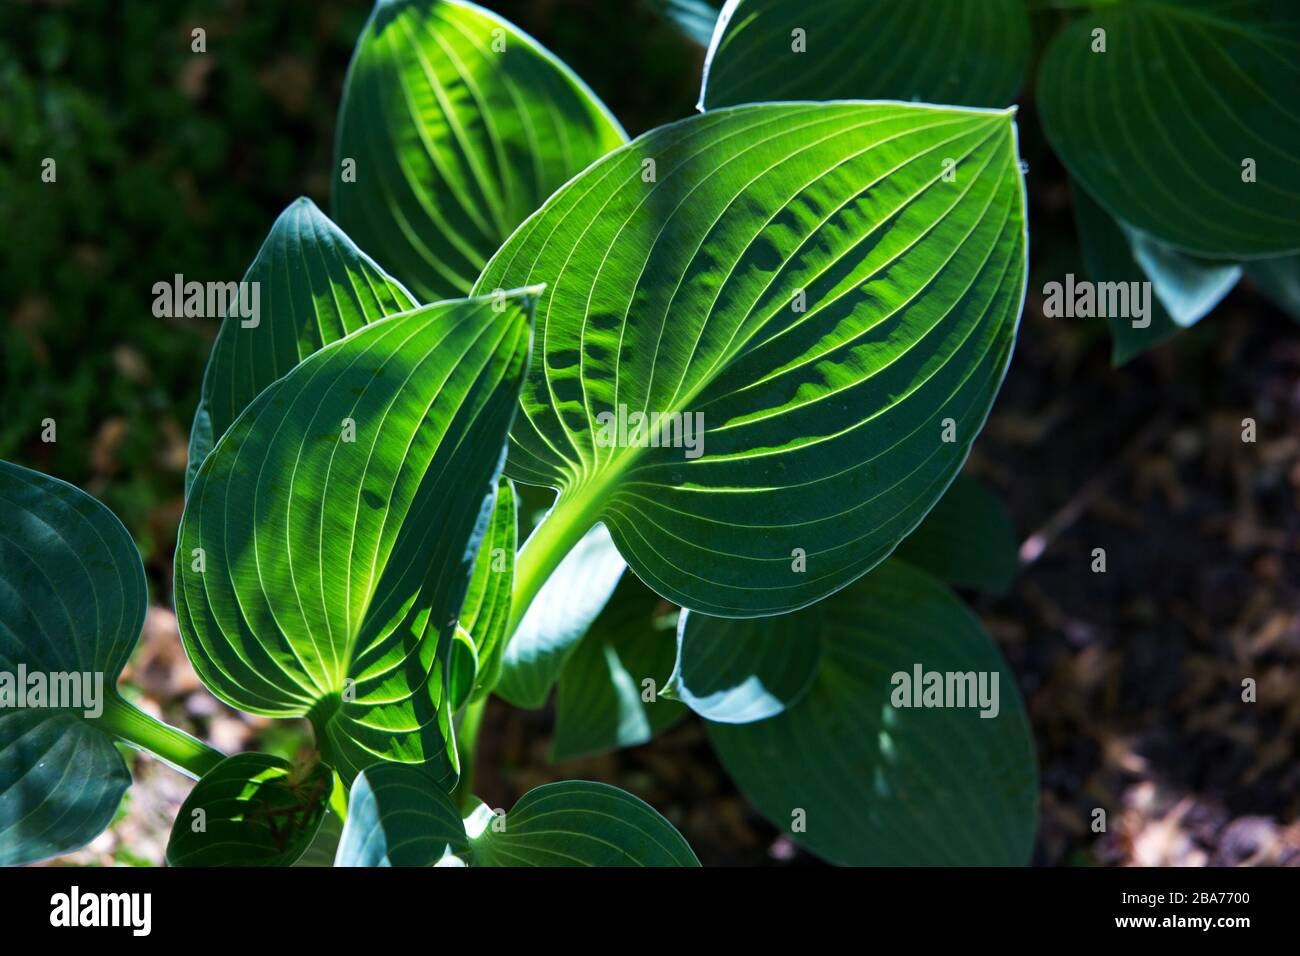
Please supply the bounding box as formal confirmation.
[3,0,1096,868]
[685,0,1300,363]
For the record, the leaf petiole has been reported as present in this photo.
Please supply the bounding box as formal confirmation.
[97,693,226,780]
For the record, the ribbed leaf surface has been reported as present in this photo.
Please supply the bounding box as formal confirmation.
[333,0,627,301]
[336,768,698,866]
[469,781,699,866]
[1039,0,1300,258]
[700,0,1029,109]
[335,763,469,866]
[166,753,332,866]
[186,198,416,493]
[0,461,140,864]
[475,101,1027,616]
[460,478,515,703]
[175,293,533,786]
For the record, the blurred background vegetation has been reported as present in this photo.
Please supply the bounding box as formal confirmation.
[0,0,699,580]
[3,0,1298,866]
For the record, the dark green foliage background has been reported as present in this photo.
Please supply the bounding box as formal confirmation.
[0,0,699,575]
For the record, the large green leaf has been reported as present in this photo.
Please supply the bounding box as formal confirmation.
[1,461,211,864]
[666,602,822,724]
[333,0,627,302]
[1072,184,1239,366]
[893,473,1018,594]
[186,197,417,493]
[175,291,534,787]
[166,753,332,866]
[1038,0,1300,259]
[551,576,685,760]
[494,522,626,708]
[699,0,1029,109]
[708,561,1037,865]
[335,763,470,866]
[475,101,1027,617]
[336,765,698,866]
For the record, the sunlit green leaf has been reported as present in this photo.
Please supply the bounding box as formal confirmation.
[175,292,534,787]
[476,101,1027,617]
[186,198,417,493]
[333,0,627,301]
[460,478,515,703]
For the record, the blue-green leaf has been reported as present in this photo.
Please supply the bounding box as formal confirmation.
[1039,0,1300,258]
[0,461,211,864]
[494,522,626,709]
[708,561,1037,865]
[335,763,469,866]
[700,0,1029,109]
[1073,184,1239,365]
[666,603,822,724]
[336,766,698,866]
[333,0,627,301]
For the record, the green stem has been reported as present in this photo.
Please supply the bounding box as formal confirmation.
[505,487,607,639]
[454,696,487,815]
[98,693,226,780]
